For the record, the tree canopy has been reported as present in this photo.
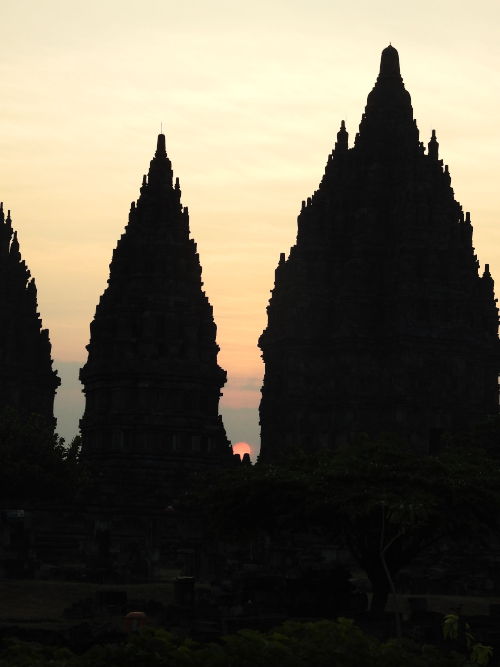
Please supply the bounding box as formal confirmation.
[450,414,500,461]
[0,407,89,504]
[0,620,471,667]
[192,435,500,616]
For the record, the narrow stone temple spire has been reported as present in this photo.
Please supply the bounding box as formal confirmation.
[79,134,232,507]
[428,129,439,161]
[155,132,166,156]
[334,120,348,152]
[378,43,402,79]
[354,45,414,158]
[259,46,499,460]
[0,204,60,425]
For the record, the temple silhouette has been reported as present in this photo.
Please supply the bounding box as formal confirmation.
[79,134,232,507]
[259,45,500,460]
[1,46,500,590]
[0,203,59,426]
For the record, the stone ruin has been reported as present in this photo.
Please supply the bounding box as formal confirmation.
[1,135,234,585]
[259,45,500,460]
[1,49,500,658]
[0,203,60,426]
[79,133,233,508]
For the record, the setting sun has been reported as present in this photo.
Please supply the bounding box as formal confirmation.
[232,441,252,460]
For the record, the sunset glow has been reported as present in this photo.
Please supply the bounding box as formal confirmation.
[2,1,500,458]
[232,442,252,459]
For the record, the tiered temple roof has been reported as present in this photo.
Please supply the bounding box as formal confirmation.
[259,46,500,460]
[79,134,232,507]
[0,204,60,425]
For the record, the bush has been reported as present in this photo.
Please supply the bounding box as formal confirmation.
[0,619,470,666]
[0,407,88,503]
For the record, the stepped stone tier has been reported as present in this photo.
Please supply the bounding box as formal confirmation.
[259,45,500,460]
[80,134,232,506]
[0,203,60,425]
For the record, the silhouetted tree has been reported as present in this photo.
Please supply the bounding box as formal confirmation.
[449,414,500,461]
[0,407,89,504]
[192,436,500,618]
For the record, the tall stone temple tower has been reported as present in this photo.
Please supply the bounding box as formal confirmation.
[0,203,60,425]
[80,134,231,506]
[259,46,500,460]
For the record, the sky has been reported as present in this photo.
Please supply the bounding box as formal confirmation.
[2,0,500,460]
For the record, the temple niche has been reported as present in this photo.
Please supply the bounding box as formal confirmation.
[79,134,232,507]
[0,203,60,426]
[259,46,500,461]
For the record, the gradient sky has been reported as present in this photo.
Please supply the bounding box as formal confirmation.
[2,0,500,458]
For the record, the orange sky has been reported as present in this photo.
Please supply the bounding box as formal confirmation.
[2,1,500,457]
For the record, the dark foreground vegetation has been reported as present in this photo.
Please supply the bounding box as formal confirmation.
[2,414,500,663]
[0,620,473,667]
[0,407,88,504]
[193,429,500,623]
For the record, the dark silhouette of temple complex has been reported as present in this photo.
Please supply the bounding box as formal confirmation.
[259,46,500,460]
[0,203,60,425]
[79,134,232,506]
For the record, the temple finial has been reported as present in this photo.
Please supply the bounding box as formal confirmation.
[335,119,348,152]
[379,44,401,79]
[156,133,167,158]
[9,230,21,262]
[428,129,439,161]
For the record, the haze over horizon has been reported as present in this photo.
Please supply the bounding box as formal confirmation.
[2,0,500,460]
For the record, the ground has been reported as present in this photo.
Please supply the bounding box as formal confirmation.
[0,569,182,635]
[0,572,498,637]
[384,594,500,618]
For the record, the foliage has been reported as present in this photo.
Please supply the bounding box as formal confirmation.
[470,644,494,667]
[0,619,471,666]
[0,407,89,503]
[442,615,474,647]
[449,414,500,462]
[443,614,493,665]
[191,436,500,615]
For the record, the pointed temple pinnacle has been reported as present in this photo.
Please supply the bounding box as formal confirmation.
[335,119,348,152]
[378,44,401,79]
[155,133,167,158]
[428,128,439,161]
[258,46,500,463]
[79,134,232,503]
